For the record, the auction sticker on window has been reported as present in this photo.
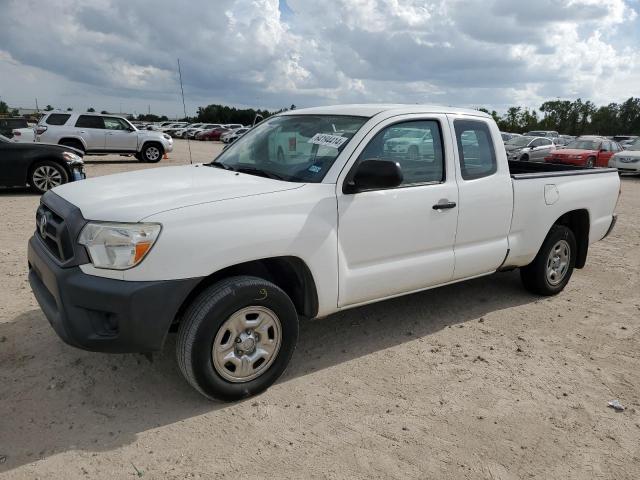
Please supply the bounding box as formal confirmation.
[308,133,348,149]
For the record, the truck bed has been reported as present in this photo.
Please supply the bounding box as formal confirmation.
[508,160,617,179]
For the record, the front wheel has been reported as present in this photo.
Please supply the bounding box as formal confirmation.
[520,225,576,296]
[176,276,299,401]
[140,143,163,163]
[586,156,595,168]
[30,161,69,194]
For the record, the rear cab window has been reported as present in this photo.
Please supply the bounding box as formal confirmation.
[454,119,497,180]
[45,114,71,126]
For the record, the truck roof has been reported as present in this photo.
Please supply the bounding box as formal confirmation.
[280,104,491,119]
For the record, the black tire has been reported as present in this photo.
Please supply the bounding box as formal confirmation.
[520,225,576,296]
[586,156,595,168]
[176,276,299,401]
[58,139,85,153]
[140,143,163,163]
[29,160,69,194]
[520,153,530,162]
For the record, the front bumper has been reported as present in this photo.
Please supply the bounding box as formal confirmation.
[610,160,640,172]
[28,235,200,353]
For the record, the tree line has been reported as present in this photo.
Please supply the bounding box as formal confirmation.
[479,97,640,136]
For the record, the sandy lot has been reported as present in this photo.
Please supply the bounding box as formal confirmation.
[1,140,639,479]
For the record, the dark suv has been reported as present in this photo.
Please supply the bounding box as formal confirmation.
[0,117,29,138]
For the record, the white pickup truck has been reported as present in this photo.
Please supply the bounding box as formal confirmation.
[27,105,620,401]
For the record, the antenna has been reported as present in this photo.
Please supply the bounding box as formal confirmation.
[177,58,193,165]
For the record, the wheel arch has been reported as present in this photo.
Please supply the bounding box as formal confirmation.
[58,137,86,151]
[552,209,590,269]
[173,256,319,328]
[26,155,71,184]
[140,140,164,153]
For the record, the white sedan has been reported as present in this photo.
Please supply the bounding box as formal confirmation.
[609,138,640,174]
[11,127,35,142]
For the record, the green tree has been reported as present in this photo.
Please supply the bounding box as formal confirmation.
[87,107,96,112]
[0,101,8,114]
[44,105,54,111]
[67,107,73,111]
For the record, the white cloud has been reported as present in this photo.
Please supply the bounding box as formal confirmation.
[0,0,638,116]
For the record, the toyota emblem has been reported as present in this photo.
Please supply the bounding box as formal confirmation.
[39,214,48,239]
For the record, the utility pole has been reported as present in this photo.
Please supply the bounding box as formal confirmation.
[35,98,39,113]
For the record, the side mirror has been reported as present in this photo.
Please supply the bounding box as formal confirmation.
[344,159,403,194]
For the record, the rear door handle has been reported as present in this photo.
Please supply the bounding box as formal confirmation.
[433,201,457,210]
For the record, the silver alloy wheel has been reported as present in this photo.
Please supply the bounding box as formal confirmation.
[145,146,160,161]
[212,306,282,383]
[546,239,570,285]
[32,165,63,191]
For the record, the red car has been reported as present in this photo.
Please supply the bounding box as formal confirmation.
[545,136,623,168]
[196,127,231,141]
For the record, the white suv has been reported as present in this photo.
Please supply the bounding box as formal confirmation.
[35,112,174,162]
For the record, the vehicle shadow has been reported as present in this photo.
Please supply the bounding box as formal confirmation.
[0,270,535,472]
[83,157,138,165]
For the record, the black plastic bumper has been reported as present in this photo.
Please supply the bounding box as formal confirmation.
[28,236,200,353]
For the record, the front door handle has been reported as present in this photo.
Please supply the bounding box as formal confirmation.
[433,200,457,210]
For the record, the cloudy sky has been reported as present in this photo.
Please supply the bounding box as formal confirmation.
[1,0,639,117]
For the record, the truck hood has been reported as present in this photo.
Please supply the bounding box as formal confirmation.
[52,164,303,222]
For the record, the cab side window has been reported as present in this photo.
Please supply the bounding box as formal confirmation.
[531,139,544,147]
[358,120,444,185]
[454,120,497,180]
[104,117,130,130]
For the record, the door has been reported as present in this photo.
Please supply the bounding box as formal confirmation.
[74,115,106,151]
[597,141,615,167]
[530,138,553,161]
[448,116,513,279]
[0,140,25,184]
[337,116,459,307]
[104,117,138,151]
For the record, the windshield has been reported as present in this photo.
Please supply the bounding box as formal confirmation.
[211,115,368,183]
[506,136,534,147]
[565,140,600,150]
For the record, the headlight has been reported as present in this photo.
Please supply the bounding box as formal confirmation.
[62,151,83,165]
[78,222,161,270]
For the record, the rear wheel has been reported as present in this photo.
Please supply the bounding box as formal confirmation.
[520,225,576,296]
[30,161,69,194]
[176,276,299,401]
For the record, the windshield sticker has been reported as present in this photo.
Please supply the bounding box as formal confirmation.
[308,164,322,174]
[308,133,348,149]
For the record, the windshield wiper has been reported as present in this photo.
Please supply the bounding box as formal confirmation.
[234,166,286,181]
[205,161,234,171]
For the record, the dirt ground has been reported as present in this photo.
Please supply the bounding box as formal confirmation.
[1,140,639,479]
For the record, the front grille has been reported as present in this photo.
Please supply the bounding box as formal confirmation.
[34,192,89,267]
[36,204,74,261]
